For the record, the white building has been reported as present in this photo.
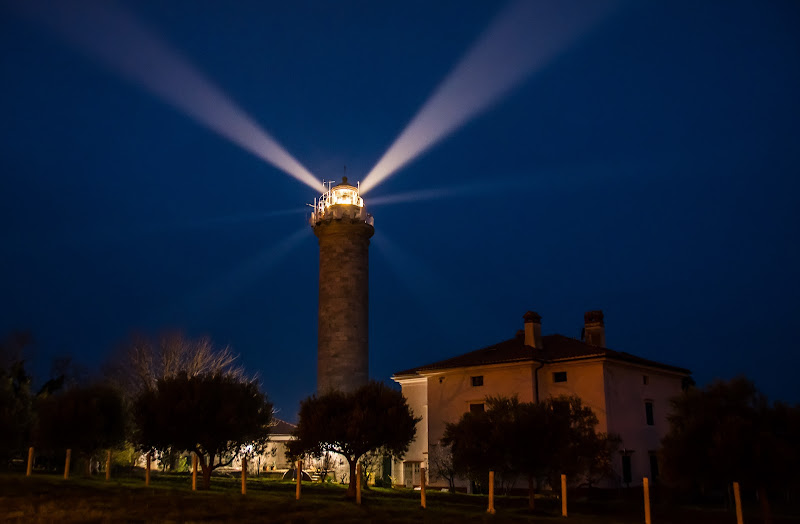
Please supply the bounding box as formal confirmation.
[392,310,690,489]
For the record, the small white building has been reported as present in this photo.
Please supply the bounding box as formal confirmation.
[230,418,297,475]
[392,310,690,489]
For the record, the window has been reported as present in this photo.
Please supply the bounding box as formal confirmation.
[553,371,567,383]
[643,375,649,385]
[649,452,659,481]
[471,375,484,387]
[622,455,632,485]
[469,403,485,413]
[645,401,654,426]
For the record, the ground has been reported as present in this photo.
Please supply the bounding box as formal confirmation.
[1,473,798,523]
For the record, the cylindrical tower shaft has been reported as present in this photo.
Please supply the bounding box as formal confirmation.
[311,177,374,393]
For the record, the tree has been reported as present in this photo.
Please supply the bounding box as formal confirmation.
[428,442,457,492]
[106,331,247,397]
[288,381,420,498]
[442,397,538,496]
[661,377,800,524]
[132,372,272,489]
[0,361,33,467]
[442,401,498,494]
[0,331,34,467]
[34,383,128,472]
[107,332,251,474]
[443,395,619,509]
[512,399,552,506]
[540,396,618,490]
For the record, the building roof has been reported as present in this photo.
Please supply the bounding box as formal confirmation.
[393,333,690,377]
[269,418,297,436]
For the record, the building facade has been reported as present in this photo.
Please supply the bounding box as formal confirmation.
[392,310,690,489]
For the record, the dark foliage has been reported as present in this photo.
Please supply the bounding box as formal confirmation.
[443,395,618,507]
[661,377,800,524]
[0,332,35,466]
[132,372,272,489]
[288,381,420,498]
[34,383,127,468]
[0,361,33,466]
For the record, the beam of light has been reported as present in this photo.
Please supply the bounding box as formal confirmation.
[159,207,308,232]
[372,232,479,337]
[43,207,308,252]
[367,179,530,207]
[360,0,616,195]
[13,0,323,193]
[155,227,310,323]
[368,159,667,207]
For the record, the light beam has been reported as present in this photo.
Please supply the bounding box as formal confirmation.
[372,232,480,338]
[157,227,310,322]
[15,1,323,192]
[43,207,308,252]
[163,207,308,231]
[360,0,615,195]
[367,180,516,207]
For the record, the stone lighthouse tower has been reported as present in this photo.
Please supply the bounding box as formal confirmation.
[310,177,374,393]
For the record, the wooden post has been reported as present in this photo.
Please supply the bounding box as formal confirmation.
[295,460,302,500]
[643,477,651,524]
[561,474,567,517]
[145,452,151,486]
[356,462,362,505]
[106,450,111,481]
[64,449,71,480]
[192,453,198,491]
[26,447,34,477]
[241,457,247,495]
[487,470,496,514]
[420,466,426,509]
[733,482,743,524]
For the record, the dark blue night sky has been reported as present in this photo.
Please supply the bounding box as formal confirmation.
[1,0,798,419]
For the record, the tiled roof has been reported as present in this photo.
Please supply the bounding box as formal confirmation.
[393,333,690,377]
[269,418,297,436]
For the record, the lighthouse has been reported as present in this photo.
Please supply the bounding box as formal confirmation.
[310,177,374,393]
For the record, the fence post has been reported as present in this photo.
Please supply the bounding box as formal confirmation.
[26,447,34,477]
[356,462,363,505]
[295,460,302,500]
[64,449,71,480]
[106,450,111,481]
[420,466,427,509]
[643,477,651,524]
[241,457,247,495]
[487,470,496,514]
[145,452,151,486]
[733,482,743,524]
[192,453,198,491]
[561,474,567,517]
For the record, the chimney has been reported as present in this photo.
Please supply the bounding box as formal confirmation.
[523,311,542,348]
[583,310,605,347]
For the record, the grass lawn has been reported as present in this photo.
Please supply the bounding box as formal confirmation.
[1,472,798,523]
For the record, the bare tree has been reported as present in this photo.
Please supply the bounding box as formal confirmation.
[428,442,457,491]
[316,451,333,482]
[106,331,247,397]
[360,448,385,486]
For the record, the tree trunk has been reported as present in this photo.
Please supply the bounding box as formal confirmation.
[346,459,357,499]
[758,485,773,524]
[198,453,213,490]
[528,475,535,510]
